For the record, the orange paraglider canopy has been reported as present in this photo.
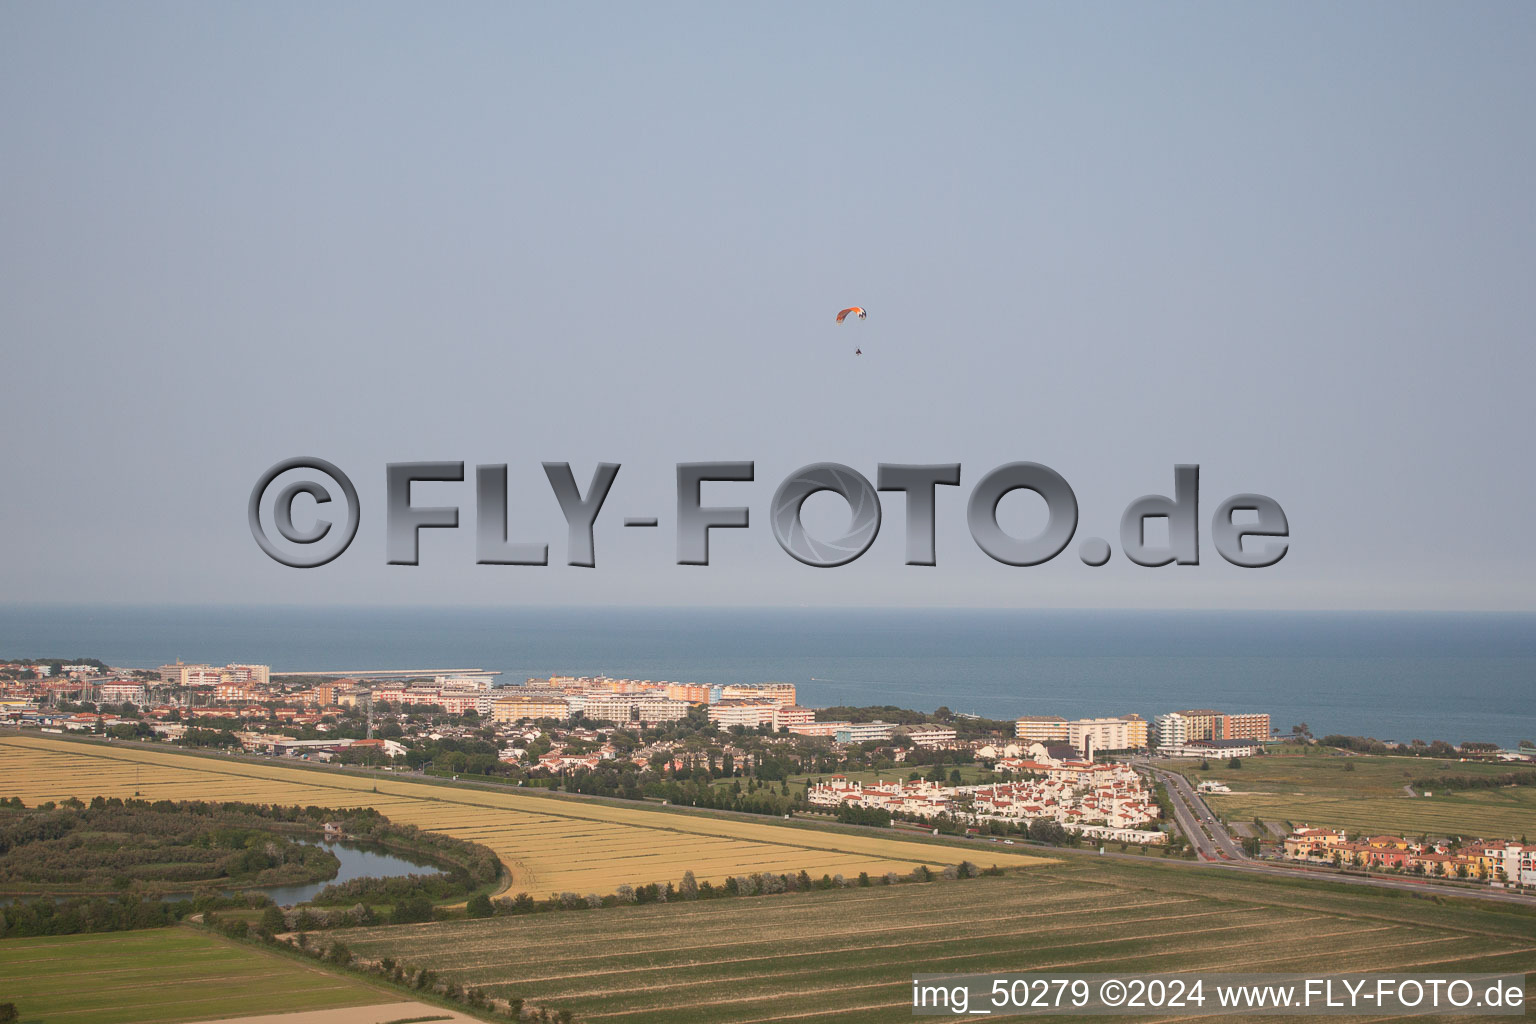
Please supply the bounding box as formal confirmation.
[835,306,867,323]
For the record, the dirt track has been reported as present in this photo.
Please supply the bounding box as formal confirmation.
[186,1002,482,1024]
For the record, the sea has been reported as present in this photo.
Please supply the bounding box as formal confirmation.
[2,605,1533,749]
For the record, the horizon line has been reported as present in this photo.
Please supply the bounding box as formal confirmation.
[2,602,1535,616]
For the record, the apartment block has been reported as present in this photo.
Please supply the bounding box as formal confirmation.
[1015,715,1070,742]
[491,692,572,723]
[707,699,780,729]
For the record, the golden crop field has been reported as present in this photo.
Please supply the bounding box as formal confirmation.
[0,734,1048,895]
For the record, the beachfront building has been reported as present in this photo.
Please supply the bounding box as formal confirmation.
[1222,712,1271,740]
[1152,712,1188,750]
[719,682,797,705]
[156,661,271,689]
[157,662,222,687]
[1161,712,1271,746]
[663,682,711,703]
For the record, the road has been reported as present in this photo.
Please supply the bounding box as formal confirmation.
[1145,764,1248,861]
[1134,759,1536,908]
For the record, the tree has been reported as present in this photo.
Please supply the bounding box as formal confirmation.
[0,1002,16,1024]
[679,870,699,900]
[260,905,286,933]
[391,897,434,924]
[466,893,493,918]
[1227,757,1242,769]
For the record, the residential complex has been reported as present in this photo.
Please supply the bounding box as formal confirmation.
[771,705,816,731]
[719,682,798,705]
[1283,828,1536,886]
[1015,714,1149,752]
[808,750,1161,842]
[1014,715,1069,743]
[707,700,780,729]
[157,662,271,688]
[583,693,692,725]
[490,691,570,723]
[906,725,958,748]
[374,684,494,717]
[96,682,147,706]
[1153,709,1271,750]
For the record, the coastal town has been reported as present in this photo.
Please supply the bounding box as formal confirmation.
[0,660,1264,778]
[3,657,1533,889]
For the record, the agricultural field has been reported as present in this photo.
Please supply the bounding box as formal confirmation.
[0,735,1047,896]
[1167,751,1536,838]
[0,927,387,1024]
[340,857,1536,1023]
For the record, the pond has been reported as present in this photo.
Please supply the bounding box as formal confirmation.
[258,839,445,906]
[0,838,446,908]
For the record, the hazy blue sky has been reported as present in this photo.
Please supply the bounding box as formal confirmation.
[2,3,1533,610]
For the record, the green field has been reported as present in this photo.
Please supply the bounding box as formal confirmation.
[341,858,1536,1023]
[0,927,388,1024]
[1169,751,1536,838]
